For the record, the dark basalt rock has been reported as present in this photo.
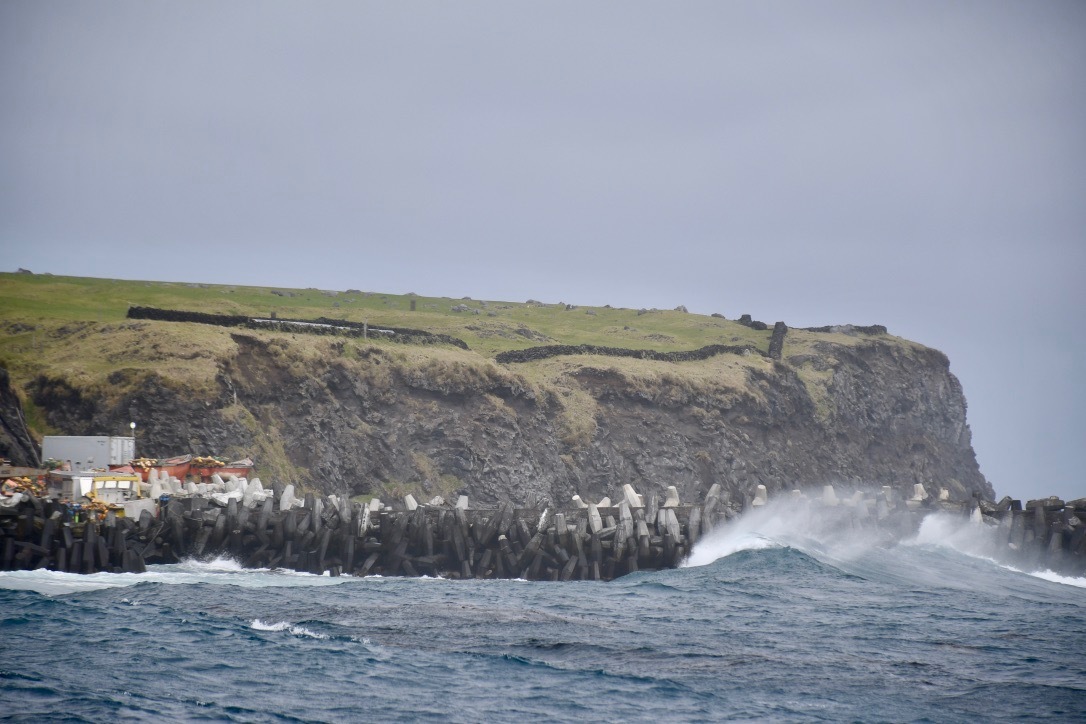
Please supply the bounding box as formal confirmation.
[6,316,992,508]
[768,322,787,360]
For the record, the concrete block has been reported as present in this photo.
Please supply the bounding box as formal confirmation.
[663,486,681,508]
[752,484,768,507]
[822,485,838,506]
[588,504,603,535]
[243,479,262,507]
[123,498,157,520]
[280,484,296,511]
[665,509,681,540]
[404,494,418,511]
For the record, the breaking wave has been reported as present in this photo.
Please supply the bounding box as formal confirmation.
[250,619,329,639]
[684,498,1086,591]
[0,556,354,597]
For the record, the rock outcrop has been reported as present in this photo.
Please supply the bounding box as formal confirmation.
[13,327,991,507]
[0,367,38,466]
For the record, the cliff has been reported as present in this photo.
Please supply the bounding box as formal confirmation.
[0,366,39,466]
[0,274,991,506]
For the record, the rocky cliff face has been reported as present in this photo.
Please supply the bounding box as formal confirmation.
[0,367,39,466]
[17,327,991,507]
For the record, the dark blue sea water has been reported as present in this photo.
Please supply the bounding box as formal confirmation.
[2,510,1083,722]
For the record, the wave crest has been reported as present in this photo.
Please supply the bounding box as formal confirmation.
[250,619,329,639]
[683,499,888,569]
[684,498,1086,591]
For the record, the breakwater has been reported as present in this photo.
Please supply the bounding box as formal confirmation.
[1,478,1082,579]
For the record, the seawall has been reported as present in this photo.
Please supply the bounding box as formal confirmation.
[1,481,1081,580]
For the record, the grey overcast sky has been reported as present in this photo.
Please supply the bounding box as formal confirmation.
[2,1,1083,501]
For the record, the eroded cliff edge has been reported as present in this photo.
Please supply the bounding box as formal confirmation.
[7,321,991,507]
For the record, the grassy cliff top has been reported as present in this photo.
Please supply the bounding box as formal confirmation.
[0,273,952,490]
[0,272,915,436]
[0,272,893,359]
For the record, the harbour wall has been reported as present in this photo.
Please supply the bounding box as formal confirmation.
[1,482,1083,581]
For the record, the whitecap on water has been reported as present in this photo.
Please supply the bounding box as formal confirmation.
[179,555,246,573]
[909,514,1086,589]
[1027,569,1086,588]
[684,502,1086,593]
[682,499,878,568]
[682,531,780,567]
[250,619,329,639]
[994,563,1086,589]
[0,569,148,596]
[0,557,357,597]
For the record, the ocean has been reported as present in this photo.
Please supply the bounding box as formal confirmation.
[2,507,1083,722]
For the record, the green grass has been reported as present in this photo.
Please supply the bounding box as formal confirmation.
[0,271,924,455]
[0,271,942,496]
[0,272,777,358]
[0,271,921,400]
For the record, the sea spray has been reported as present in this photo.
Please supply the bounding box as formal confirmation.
[3,517,1084,720]
[250,619,329,639]
[683,494,896,568]
[685,496,1086,590]
[909,512,1086,588]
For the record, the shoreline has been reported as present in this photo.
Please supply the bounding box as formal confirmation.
[2,481,1082,581]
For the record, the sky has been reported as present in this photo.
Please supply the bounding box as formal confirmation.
[2,1,1083,501]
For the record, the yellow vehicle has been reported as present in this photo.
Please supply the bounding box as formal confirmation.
[53,471,154,518]
[87,473,143,504]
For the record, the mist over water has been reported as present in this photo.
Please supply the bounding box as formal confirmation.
[2,503,1083,721]
[685,497,1086,591]
[684,498,893,569]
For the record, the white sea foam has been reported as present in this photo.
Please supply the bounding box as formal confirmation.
[686,500,1086,592]
[0,557,356,597]
[992,562,1086,589]
[250,619,329,639]
[1026,569,1086,588]
[0,569,146,596]
[683,531,780,566]
[907,513,1086,588]
[907,512,1000,556]
[683,498,882,568]
[184,555,246,572]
